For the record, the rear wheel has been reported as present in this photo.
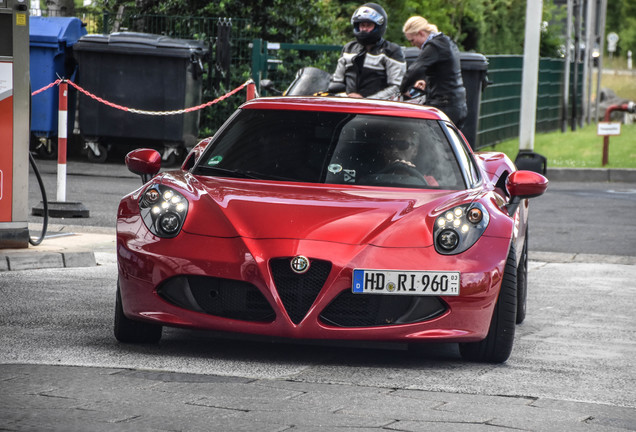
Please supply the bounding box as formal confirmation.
[459,244,517,363]
[114,281,162,343]
[516,226,529,324]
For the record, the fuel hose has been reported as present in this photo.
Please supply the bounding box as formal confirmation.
[28,152,48,246]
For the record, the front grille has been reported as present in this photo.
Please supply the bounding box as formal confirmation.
[158,275,275,322]
[320,291,447,327]
[270,258,332,325]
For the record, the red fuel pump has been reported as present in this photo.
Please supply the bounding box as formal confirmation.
[0,0,30,248]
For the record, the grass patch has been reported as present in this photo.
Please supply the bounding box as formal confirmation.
[480,122,636,169]
[481,66,635,169]
[595,70,636,101]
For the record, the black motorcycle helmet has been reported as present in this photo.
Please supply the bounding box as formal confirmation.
[351,3,387,46]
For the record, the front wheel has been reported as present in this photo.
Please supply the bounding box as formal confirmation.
[114,281,162,343]
[459,244,517,363]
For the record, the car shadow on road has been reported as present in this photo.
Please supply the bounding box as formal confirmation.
[112,326,465,369]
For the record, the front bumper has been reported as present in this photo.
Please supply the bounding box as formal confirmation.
[117,226,510,343]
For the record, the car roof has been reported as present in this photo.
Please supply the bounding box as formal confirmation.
[240,96,451,122]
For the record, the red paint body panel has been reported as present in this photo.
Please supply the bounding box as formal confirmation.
[241,96,451,122]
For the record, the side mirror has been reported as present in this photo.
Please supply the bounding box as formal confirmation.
[505,170,549,216]
[126,148,161,184]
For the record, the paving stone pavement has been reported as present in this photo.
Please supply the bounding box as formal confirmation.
[1,363,634,432]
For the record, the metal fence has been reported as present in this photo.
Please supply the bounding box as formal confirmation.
[477,56,583,148]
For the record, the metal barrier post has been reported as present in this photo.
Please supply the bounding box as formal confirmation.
[246,81,256,100]
[32,80,89,218]
[57,81,68,202]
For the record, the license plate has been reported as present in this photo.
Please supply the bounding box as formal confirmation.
[352,269,460,296]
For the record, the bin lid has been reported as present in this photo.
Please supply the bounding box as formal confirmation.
[30,17,88,47]
[460,52,488,70]
[403,47,488,71]
[403,46,419,67]
[74,32,209,58]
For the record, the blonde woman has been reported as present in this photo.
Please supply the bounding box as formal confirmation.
[401,16,467,128]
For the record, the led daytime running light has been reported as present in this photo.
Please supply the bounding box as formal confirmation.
[139,185,189,238]
[434,203,489,255]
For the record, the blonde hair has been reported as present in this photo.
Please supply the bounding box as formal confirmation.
[402,16,438,35]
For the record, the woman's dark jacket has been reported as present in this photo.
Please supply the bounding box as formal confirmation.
[400,33,467,127]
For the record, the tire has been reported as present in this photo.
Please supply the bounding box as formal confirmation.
[32,136,57,160]
[459,244,517,363]
[114,281,162,344]
[87,142,108,163]
[516,226,529,324]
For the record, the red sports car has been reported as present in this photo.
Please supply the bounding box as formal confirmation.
[115,96,548,363]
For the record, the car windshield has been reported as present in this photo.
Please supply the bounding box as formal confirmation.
[194,109,467,190]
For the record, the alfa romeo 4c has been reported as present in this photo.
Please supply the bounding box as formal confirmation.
[115,97,548,363]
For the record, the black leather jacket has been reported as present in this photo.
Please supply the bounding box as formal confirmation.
[400,33,467,125]
[328,39,406,100]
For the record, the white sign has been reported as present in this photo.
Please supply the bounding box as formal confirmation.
[597,122,622,136]
[607,32,619,53]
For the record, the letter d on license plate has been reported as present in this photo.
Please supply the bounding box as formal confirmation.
[352,269,460,296]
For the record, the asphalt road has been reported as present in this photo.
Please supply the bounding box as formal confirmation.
[27,158,636,257]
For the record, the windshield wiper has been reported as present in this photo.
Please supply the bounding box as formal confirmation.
[197,166,263,179]
[197,166,300,181]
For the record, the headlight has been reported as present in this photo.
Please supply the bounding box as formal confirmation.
[139,184,189,238]
[434,203,489,254]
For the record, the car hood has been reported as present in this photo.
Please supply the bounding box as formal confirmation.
[179,175,474,247]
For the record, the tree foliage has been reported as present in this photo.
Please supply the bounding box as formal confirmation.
[606,0,636,58]
[93,0,564,56]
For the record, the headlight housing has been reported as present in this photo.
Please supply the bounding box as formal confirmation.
[434,203,489,255]
[139,184,189,238]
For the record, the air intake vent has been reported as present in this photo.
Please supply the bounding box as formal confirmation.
[158,275,275,322]
[270,258,332,325]
[320,291,447,327]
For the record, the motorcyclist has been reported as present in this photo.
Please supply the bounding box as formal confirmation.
[328,3,406,100]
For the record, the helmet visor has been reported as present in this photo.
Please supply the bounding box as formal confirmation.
[351,6,385,26]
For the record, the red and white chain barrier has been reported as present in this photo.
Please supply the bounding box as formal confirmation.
[32,78,255,115]
[31,78,256,203]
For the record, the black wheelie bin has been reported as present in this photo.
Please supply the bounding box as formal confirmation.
[74,32,209,163]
